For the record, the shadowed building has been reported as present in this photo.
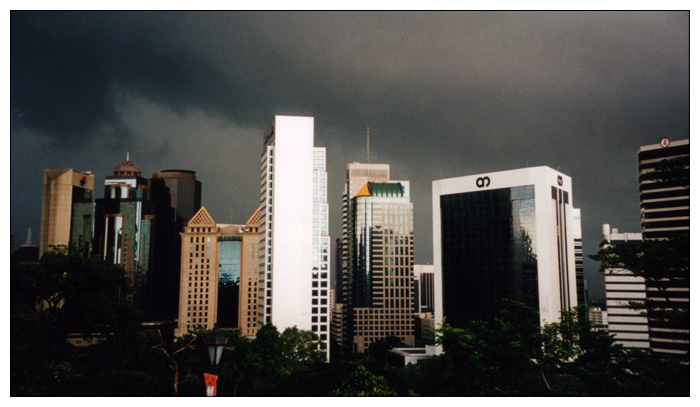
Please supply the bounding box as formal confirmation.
[39,168,95,257]
[638,138,689,356]
[93,156,156,313]
[150,169,202,321]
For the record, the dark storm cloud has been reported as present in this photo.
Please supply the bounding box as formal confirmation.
[10,11,689,299]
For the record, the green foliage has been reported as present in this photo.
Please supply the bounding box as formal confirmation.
[11,251,688,396]
[329,365,398,396]
[590,232,690,344]
[403,302,688,397]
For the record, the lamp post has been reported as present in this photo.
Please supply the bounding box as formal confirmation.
[204,324,227,396]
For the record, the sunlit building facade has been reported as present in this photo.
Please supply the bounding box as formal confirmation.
[39,168,95,257]
[175,206,261,337]
[601,224,648,349]
[346,181,415,353]
[258,115,330,357]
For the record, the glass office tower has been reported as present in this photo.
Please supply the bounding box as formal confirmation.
[439,185,538,327]
[433,166,578,332]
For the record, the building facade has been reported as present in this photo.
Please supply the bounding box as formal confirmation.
[572,208,587,307]
[340,163,392,353]
[39,168,95,257]
[601,224,648,349]
[174,206,261,337]
[637,138,689,356]
[150,169,202,321]
[258,115,330,356]
[414,264,435,314]
[345,181,415,353]
[93,157,156,313]
[433,166,578,331]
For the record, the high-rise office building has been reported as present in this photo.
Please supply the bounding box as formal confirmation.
[601,224,648,349]
[638,138,689,356]
[174,206,261,337]
[93,156,156,312]
[39,168,95,257]
[150,169,202,321]
[340,163,391,352]
[239,208,262,337]
[343,181,415,353]
[572,208,587,307]
[433,166,578,331]
[258,115,330,356]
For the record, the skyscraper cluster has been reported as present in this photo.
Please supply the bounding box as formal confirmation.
[28,114,688,360]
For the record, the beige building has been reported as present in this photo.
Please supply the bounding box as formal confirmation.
[39,168,95,257]
[174,206,261,337]
[348,181,415,353]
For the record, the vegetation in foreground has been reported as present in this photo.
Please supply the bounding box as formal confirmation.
[11,250,689,396]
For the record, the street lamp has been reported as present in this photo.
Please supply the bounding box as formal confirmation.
[205,323,228,369]
[203,324,228,397]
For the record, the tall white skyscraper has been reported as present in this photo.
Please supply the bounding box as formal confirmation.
[433,166,578,332]
[258,116,330,356]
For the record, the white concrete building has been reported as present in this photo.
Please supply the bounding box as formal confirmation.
[258,116,330,357]
[433,166,578,334]
[601,224,649,349]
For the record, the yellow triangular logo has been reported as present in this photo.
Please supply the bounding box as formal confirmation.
[355,183,371,198]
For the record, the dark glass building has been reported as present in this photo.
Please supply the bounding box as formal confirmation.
[440,185,538,327]
[434,167,578,330]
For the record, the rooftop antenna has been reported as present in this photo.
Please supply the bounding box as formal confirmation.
[127,151,130,161]
[25,227,33,246]
[366,127,370,163]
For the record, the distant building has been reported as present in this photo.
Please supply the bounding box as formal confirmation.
[93,155,156,313]
[588,307,608,332]
[174,206,261,337]
[387,346,437,366]
[572,208,587,307]
[601,224,648,349]
[11,228,39,264]
[414,265,435,314]
[258,116,331,357]
[638,138,689,356]
[39,168,95,257]
[433,166,578,331]
[150,169,202,321]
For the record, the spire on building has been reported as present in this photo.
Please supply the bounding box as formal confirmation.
[113,152,142,177]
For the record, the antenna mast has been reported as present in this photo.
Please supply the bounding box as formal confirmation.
[366,127,370,163]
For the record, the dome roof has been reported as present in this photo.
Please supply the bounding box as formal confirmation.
[114,158,141,177]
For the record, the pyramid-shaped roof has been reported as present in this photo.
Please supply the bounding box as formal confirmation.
[246,206,262,227]
[188,206,216,226]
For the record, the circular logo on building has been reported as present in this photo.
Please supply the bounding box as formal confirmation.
[557,175,563,186]
[660,137,671,148]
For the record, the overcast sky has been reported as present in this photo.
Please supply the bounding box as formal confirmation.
[10,11,689,299]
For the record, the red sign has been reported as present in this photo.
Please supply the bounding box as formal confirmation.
[204,373,218,397]
[660,137,671,148]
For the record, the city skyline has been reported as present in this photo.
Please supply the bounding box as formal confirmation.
[10,11,690,300]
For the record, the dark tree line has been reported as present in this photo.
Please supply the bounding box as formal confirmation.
[11,250,688,396]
